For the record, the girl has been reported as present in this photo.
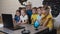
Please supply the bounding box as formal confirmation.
[41,6,53,30]
[19,8,28,24]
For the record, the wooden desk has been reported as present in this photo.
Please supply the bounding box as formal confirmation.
[0,24,49,34]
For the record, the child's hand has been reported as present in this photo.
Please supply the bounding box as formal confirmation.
[42,24,46,27]
[40,23,43,26]
[16,22,21,25]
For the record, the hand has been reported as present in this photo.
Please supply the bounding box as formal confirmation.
[42,24,46,27]
[16,22,21,25]
[40,23,43,26]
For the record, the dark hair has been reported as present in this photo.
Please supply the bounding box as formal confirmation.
[18,7,22,13]
[32,7,37,11]
[37,7,42,10]
[21,7,26,11]
[19,7,22,10]
[16,10,20,13]
[21,7,26,14]
[22,7,26,10]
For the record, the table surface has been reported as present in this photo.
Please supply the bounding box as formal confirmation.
[0,24,48,34]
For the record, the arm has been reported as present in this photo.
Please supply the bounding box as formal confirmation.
[43,18,51,27]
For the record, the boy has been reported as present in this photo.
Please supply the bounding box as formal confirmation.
[14,10,20,25]
[26,4,32,24]
[31,7,38,25]
[19,8,28,24]
[41,6,53,30]
[37,7,42,25]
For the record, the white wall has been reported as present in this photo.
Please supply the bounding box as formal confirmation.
[0,0,43,17]
[27,0,43,7]
[0,0,23,17]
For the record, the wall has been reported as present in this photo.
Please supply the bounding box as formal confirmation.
[0,0,43,18]
[0,0,22,18]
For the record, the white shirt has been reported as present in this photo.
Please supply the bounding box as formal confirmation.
[20,15,28,23]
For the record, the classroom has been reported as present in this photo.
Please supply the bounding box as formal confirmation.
[0,0,60,34]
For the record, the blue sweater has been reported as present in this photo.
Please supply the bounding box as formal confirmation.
[14,15,20,23]
[26,10,32,17]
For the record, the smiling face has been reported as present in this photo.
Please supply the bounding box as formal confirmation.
[32,9,36,14]
[37,8,42,15]
[21,9,26,16]
[32,7,37,14]
[16,10,20,16]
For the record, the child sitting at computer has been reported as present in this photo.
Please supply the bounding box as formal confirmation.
[26,2,32,24]
[37,7,42,25]
[31,7,38,25]
[19,8,28,24]
[14,10,21,25]
[41,6,53,30]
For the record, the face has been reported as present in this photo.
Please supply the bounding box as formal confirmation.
[32,9,36,14]
[37,9,41,15]
[21,9,25,16]
[26,5,31,10]
[42,9,47,14]
[16,11,20,16]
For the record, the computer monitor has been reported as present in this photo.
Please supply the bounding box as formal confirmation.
[2,14,14,28]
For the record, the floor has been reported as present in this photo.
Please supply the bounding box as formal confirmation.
[0,16,60,34]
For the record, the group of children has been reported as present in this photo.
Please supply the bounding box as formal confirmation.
[14,4,53,30]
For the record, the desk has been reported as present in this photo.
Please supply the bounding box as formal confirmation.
[0,24,49,34]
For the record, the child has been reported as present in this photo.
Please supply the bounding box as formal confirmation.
[19,8,28,24]
[37,7,42,25]
[26,3,32,24]
[14,10,20,25]
[41,6,53,30]
[31,7,38,25]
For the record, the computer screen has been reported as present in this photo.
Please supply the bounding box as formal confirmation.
[2,14,14,28]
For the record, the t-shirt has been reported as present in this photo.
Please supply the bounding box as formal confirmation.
[31,14,38,24]
[14,15,20,23]
[41,14,53,29]
[20,15,28,23]
[37,15,42,23]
